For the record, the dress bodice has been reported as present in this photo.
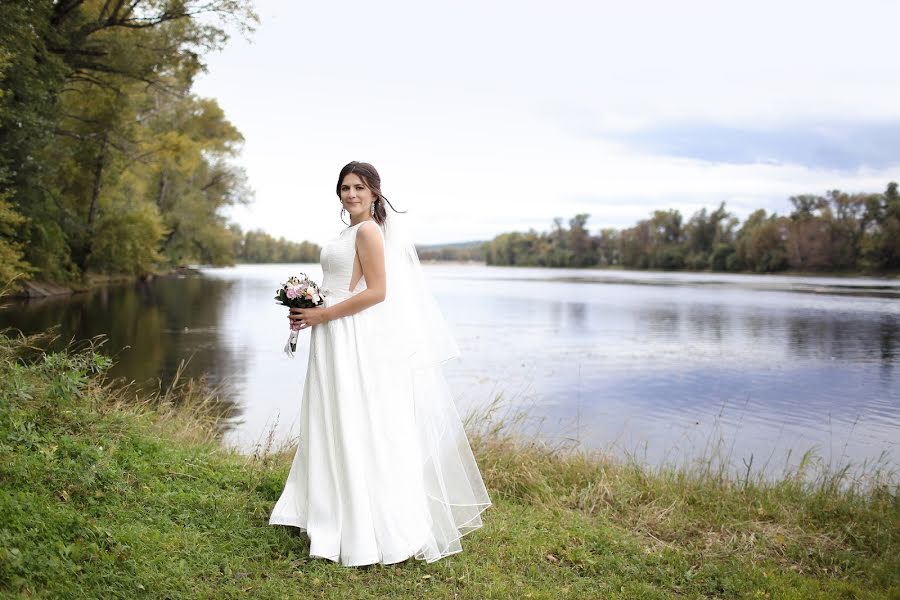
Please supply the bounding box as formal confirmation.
[320,221,383,301]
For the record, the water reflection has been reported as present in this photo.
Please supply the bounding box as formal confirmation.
[784,314,899,362]
[880,315,898,362]
[1,275,246,428]
[1,264,897,483]
[686,304,728,342]
[635,304,681,340]
[545,300,592,333]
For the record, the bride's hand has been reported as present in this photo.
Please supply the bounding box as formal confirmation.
[289,306,331,330]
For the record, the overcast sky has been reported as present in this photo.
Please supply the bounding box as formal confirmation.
[193,0,900,246]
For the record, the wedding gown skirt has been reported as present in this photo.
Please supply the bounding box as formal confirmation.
[269,222,491,566]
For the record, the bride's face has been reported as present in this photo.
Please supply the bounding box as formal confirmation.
[340,173,376,219]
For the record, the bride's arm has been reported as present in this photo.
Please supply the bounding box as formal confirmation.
[289,221,385,329]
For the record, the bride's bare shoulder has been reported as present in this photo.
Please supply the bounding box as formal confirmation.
[356,220,384,241]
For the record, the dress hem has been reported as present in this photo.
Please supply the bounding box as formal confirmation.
[268,499,492,568]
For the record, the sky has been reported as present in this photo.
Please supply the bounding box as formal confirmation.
[193,0,900,246]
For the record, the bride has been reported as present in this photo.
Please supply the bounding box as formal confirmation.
[268,161,491,566]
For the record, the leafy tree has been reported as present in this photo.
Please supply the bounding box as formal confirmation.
[861,182,900,270]
[595,228,621,267]
[0,0,258,282]
[684,202,738,270]
[89,201,165,273]
[567,213,596,267]
[0,190,33,284]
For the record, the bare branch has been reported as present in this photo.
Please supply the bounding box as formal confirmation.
[52,127,99,142]
[201,172,228,192]
[64,71,121,94]
[51,0,87,25]
[108,0,129,22]
[98,0,116,21]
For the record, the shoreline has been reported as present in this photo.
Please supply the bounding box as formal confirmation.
[8,266,202,299]
[170,260,900,280]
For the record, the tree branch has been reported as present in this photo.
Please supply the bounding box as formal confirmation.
[98,0,116,21]
[67,62,178,96]
[51,0,87,26]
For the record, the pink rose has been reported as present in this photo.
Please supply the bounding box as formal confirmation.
[286,287,297,299]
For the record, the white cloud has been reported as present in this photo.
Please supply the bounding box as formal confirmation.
[196,0,900,245]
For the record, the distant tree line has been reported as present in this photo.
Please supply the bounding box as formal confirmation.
[484,183,900,273]
[0,0,259,285]
[231,226,320,264]
[417,243,484,262]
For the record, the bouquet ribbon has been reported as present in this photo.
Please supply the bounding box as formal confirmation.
[284,328,300,357]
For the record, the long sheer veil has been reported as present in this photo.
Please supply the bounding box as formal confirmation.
[381,210,459,367]
[379,209,492,562]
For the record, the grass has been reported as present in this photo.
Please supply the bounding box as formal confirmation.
[0,328,898,599]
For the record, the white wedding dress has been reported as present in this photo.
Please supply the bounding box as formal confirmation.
[269,218,491,566]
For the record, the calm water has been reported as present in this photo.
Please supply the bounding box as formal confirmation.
[3,264,898,482]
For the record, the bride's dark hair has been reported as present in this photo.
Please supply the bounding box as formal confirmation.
[336,161,406,227]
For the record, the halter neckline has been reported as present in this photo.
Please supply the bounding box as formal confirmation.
[347,221,365,228]
[344,219,375,231]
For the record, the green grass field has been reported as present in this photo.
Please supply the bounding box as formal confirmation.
[1,330,897,599]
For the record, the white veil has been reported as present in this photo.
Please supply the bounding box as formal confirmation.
[378,209,492,562]
[380,210,460,367]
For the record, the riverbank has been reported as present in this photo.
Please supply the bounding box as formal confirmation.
[579,263,899,279]
[8,267,202,299]
[0,332,897,599]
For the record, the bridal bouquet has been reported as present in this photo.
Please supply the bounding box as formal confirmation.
[275,274,325,356]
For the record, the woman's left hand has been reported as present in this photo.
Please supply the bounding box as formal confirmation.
[289,306,331,330]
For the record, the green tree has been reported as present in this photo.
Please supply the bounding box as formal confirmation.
[684,202,738,270]
[0,190,33,284]
[735,209,788,272]
[646,209,685,269]
[860,182,900,270]
[595,228,621,267]
[567,213,596,267]
[0,0,258,281]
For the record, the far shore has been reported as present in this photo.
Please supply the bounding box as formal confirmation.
[10,262,898,300]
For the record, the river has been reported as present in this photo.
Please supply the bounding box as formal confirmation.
[3,264,898,484]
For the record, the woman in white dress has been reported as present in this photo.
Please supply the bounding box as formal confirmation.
[268,161,491,567]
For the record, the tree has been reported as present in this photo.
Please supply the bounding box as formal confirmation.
[0,191,33,284]
[0,0,258,281]
[595,228,621,267]
[567,213,596,267]
[735,210,788,272]
[861,182,900,270]
[684,202,738,270]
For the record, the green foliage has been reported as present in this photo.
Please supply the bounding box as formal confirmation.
[485,183,899,273]
[88,202,166,274]
[483,214,599,268]
[0,191,33,283]
[0,0,259,283]
[417,241,485,262]
[860,183,900,270]
[709,242,736,272]
[236,229,321,264]
[734,209,789,273]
